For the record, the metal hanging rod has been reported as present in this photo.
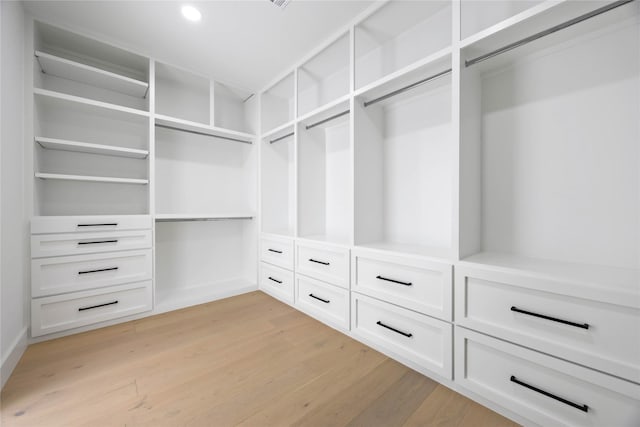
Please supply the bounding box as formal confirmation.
[305,110,350,130]
[363,68,452,108]
[242,93,255,103]
[155,123,253,145]
[465,0,635,67]
[270,132,294,144]
[155,216,253,222]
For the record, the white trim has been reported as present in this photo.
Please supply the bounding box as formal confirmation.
[1,327,28,390]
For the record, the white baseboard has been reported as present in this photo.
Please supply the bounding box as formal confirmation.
[1,327,28,390]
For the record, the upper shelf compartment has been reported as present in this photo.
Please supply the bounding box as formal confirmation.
[460,0,544,41]
[261,73,295,134]
[298,32,350,117]
[213,82,256,135]
[33,21,149,111]
[354,1,451,90]
[155,62,210,124]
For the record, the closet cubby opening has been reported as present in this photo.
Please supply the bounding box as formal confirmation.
[155,62,210,124]
[354,58,454,259]
[261,73,295,134]
[33,21,149,111]
[297,32,350,117]
[261,126,296,237]
[459,1,639,287]
[460,0,543,41]
[213,82,256,135]
[354,0,452,91]
[297,101,351,246]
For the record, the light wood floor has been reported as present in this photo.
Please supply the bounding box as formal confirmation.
[1,291,518,426]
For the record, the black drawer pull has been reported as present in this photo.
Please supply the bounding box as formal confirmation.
[511,306,589,329]
[268,249,283,254]
[268,277,282,284]
[77,223,118,227]
[78,267,119,275]
[376,321,412,338]
[77,240,118,246]
[309,258,330,266]
[78,300,119,311]
[376,275,412,286]
[309,293,330,304]
[510,376,588,412]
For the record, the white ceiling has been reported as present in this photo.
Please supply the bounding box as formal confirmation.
[22,0,374,92]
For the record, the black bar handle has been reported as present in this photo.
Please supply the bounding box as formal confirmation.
[268,249,283,254]
[376,321,412,338]
[78,300,119,311]
[77,223,118,227]
[510,376,588,412]
[511,306,589,329]
[376,275,412,286]
[77,240,118,246]
[268,277,282,284]
[309,258,330,266]
[309,294,330,304]
[78,267,119,275]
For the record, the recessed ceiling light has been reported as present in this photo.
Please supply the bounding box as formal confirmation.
[181,5,202,22]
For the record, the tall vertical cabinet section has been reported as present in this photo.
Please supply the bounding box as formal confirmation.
[27,20,258,337]
[257,1,640,425]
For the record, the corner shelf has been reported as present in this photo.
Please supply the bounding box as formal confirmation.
[35,50,149,98]
[35,172,148,185]
[155,114,254,145]
[35,137,149,159]
[155,213,254,222]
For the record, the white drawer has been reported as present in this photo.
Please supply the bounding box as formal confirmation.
[296,241,349,288]
[352,249,452,321]
[351,292,452,380]
[31,281,152,337]
[260,262,294,305]
[295,274,349,331]
[455,327,640,427]
[260,235,294,270]
[32,250,152,297]
[455,266,640,383]
[31,215,151,234]
[31,229,152,258]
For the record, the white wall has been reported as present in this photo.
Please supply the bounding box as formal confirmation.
[1,0,27,389]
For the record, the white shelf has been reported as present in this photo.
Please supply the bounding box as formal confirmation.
[35,50,149,98]
[34,88,149,118]
[35,137,149,159]
[155,213,254,222]
[355,241,453,260]
[35,172,148,185]
[155,114,255,144]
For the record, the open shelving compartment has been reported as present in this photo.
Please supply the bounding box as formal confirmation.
[460,0,544,41]
[154,122,257,311]
[297,32,350,117]
[354,55,454,259]
[297,100,352,246]
[261,125,296,237]
[33,21,149,112]
[34,86,150,216]
[213,82,256,135]
[155,61,210,124]
[459,0,640,291]
[261,72,295,134]
[354,0,452,91]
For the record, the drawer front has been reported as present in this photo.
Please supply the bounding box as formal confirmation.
[455,327,640,427]
[296,242,349,288]
[351,292,452,379]
[31,215,151,234]
[32,230,152,258]
[31,281,152,337]
[295,275,349,331]
[455,266,640,383]
[352,250,452,320]
[260,236,294,270]
[32,250,152,297]
[260,262,294,304]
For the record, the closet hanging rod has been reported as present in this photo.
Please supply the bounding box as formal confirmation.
[242,93,255,103]
[270,132,294,144]
[155,123,253,145]
[155,217,253,222]
[363,68,452,108]
[465,0,635,67]
[305,110,350,130]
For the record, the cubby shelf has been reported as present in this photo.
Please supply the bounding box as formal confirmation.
[34,88,149,118]
[155,213,254,222]
[35,136,149,159]
[35,172,149,185]
[155,114,254,144]
[35,50,149,98]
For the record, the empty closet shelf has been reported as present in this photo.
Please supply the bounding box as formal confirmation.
[155,115,254,144]
[35,173,149,185]
[35,137,149,159]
